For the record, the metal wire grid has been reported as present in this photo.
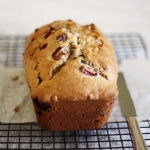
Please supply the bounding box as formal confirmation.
[0,121,150,149]
[0,121,150,150]
[0,34,150,149]
[0,34,148,67]
[106,33,148,62]
[0,36,25,67]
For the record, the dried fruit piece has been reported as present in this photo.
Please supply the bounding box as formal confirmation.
[35,28,39,32]
[88,23,95,30]
[45,27,55,39]
[40,43,47,50]
[56,33,67,42]
[52,46,68,60]
[80,65,98,76]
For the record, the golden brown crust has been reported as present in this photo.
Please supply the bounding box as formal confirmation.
[23,20,118,131]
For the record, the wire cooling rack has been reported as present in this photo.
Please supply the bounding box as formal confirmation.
[0,34,150,150]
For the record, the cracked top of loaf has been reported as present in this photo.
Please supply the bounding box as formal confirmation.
[23,20,118,103]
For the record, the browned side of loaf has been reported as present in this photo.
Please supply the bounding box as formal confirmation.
[33,98,116,131]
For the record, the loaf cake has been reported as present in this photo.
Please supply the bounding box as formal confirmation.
[23,20,118,131]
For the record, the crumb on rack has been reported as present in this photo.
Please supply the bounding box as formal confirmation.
[11,76,19,81]
[14,106,19,113]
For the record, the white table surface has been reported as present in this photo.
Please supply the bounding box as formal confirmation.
[0,0,150,56]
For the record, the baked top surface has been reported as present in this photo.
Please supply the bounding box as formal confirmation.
[23,20,118,102]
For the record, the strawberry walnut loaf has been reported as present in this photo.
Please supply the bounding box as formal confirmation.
[23,20,118,131]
